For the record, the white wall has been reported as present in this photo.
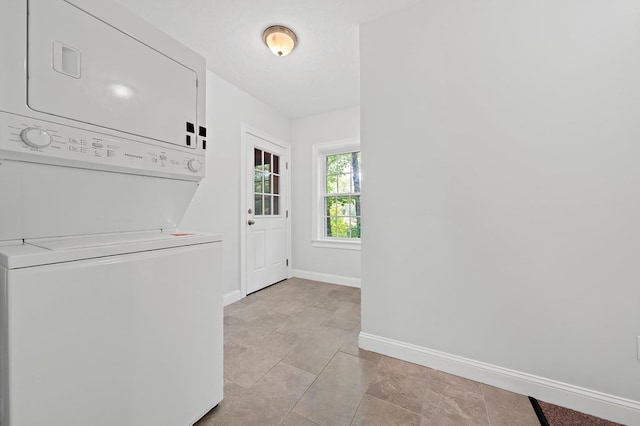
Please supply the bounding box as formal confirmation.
[360,0,640,423]
[291,107,361,286]
[180,70,291,297]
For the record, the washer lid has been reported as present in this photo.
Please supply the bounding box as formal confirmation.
[0,231,222,269]
[0,242,49,260]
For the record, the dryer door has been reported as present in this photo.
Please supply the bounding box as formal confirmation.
[26,0,197,149]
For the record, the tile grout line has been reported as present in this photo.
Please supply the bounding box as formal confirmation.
[244,308,313,390]
[275,299,349,425]
[349,394,366,426]
[288,343,345,424]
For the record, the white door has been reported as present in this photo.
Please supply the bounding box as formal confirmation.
[246,132,289,294]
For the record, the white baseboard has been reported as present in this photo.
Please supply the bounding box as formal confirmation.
[223,289,243,307]
[359,332,640,425]
[292,269,361,288]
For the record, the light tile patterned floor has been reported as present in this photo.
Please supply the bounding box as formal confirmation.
[195,278,540,426]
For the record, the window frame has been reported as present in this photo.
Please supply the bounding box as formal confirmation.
[311,139,361,251]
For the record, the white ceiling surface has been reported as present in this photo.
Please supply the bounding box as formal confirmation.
[114,0,422,119]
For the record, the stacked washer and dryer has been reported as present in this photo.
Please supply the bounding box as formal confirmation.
[0,1,223,425]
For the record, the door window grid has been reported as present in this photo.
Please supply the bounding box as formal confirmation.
[324,151,361,239]
[254,148,280,216]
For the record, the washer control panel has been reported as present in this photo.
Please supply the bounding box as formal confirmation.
[0,113,205,181]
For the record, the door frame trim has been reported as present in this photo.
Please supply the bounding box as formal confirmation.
[240,124,292,297]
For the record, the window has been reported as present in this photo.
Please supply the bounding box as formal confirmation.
[324,152,361,238]
[312,140,361,250]
[254,148,281,216]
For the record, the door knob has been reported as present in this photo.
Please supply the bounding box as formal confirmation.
[248,220,255,225]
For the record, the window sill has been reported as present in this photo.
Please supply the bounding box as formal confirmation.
[312,239,361,251]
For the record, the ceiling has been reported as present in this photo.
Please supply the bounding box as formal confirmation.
[114,0,421,119]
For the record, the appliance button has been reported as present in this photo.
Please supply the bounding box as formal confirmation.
[21,128,52,149]
[187,159,202,173]
[199,126,206,137]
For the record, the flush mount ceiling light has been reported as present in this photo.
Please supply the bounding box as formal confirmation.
[263,25,297,57]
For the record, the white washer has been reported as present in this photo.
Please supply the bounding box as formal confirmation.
[0,232,223,426]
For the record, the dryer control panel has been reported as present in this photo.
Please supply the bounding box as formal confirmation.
[0,112,205,181]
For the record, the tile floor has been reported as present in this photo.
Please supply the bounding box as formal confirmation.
[195,278,540,426]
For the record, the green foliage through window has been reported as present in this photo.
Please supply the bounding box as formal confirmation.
[325,151,361,238]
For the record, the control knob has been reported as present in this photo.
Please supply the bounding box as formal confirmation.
[21,127,52,149]
[187,159,202,173]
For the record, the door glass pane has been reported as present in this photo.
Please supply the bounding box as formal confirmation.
[273,195,279,215]
[264,173,271,193]
[255,195,263,216]
[273,175,280,195]
[264,196,272,215]
[254,171,263,193]
[264,152,272,173]
[254,148,262,169]
[273,155,280,174]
